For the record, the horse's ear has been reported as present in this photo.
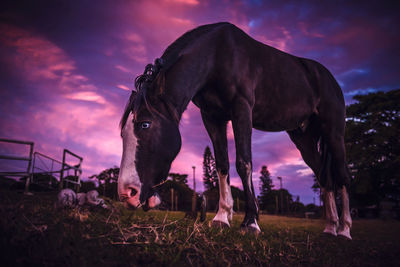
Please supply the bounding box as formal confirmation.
[155,58,164,70]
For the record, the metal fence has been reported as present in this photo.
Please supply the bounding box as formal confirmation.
[59,149,83,191]
[30,151,63,189]
[0,138,34,192]
[0,138,83,192]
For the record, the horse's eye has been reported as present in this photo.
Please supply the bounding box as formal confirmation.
[141,122,151,129]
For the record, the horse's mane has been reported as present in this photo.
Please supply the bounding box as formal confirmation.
[120,22,231,134]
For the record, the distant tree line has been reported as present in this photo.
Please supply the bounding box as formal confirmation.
[201,146,315,216]
[344,89,399,208]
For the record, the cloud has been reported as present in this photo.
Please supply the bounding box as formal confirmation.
[64,91,107,104]
[116,84,131,91]
[115,65,131,73]
[165,0,199,5]
[0,23,74,82]
[0,23,122,178]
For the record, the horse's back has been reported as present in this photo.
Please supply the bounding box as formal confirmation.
[189,23,344,131]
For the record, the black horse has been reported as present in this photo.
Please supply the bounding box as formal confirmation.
[118,22,352,239]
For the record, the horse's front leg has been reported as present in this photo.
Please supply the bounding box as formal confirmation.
[201,112,233,227]
[231,99,260,233]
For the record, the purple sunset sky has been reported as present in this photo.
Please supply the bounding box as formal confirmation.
[1,0,399,204]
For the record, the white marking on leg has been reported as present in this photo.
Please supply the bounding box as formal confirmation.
[338,186,352,239]
[118,113,142,208]
[248,221,261,232]
[245,162,260,232]
[213,171,233,226]
[323,188,339,236]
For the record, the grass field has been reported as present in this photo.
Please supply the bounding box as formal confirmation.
[1,189,399,266]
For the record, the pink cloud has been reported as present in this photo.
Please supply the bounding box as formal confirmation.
[0,23,124,178]
[116,84,131,91]
[64,91,107,104]
[298,21,325,38]
[0,24,73,80]
[165,0,199,6]
[114,65,131,73]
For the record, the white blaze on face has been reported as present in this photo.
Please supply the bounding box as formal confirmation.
[118,113,142,208]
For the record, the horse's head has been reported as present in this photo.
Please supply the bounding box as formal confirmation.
[118,62,181,210]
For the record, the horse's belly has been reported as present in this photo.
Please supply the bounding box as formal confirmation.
[253,121,296,132]
[252,111,311,132]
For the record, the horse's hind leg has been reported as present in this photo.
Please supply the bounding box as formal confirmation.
[287,118,340,237]
[320,119,352,239]
[338,185,352,239]
[322,188,339,236]
[287,117,321,175]
[201,112,233,228]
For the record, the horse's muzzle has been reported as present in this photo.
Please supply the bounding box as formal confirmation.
[119,186,161,210]
[119,185,141,209]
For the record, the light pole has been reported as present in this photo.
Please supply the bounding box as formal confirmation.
[278,176,283,189]
[192,166,196,192]
[277,176,283,213]
[192,166,196,215]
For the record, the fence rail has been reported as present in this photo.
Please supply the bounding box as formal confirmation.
[1,138,83,192]
[0,138,34,192]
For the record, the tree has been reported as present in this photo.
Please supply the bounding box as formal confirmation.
[257,165,275,211]
[203,185,246,212]
[157,179,194,211]
[89,167,119,199]
[202,146,218,190]
[311,174,322,206]
[259,188,294,214]
[166,172,188,211]
[168,173,188,185]
[345,89,400,206]
[80,180,96,192]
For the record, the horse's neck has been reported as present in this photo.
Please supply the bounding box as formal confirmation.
[164,68,205,120]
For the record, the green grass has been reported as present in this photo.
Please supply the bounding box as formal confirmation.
[1,189,399,266]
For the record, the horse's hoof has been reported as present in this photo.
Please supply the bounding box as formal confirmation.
[241,226,261,235]
[323,224,337,236]
[211,220,230,229]
[337,227,352,240]
[241,222,261,234]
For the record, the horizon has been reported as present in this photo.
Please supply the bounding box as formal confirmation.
[1,0,399,205]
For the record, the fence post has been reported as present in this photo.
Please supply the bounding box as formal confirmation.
[171,188,174,211]
[59,150,66,190]
[24,142,34,194]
